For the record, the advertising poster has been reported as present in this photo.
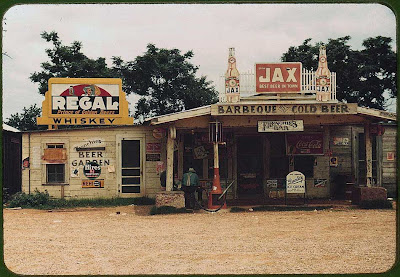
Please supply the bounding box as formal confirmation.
[286,133,324,155]
[286,171,306,194]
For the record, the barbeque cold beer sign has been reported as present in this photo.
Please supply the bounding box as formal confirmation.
[37,78,133,126]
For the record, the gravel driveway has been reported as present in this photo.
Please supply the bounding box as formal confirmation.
[3,205,397,275]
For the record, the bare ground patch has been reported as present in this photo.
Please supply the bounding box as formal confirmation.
[3,206,396,275]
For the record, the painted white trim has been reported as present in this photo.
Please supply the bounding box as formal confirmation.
[2,124,20,132]
[146,105,211,125]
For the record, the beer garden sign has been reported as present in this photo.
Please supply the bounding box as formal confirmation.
[37,78,133,126]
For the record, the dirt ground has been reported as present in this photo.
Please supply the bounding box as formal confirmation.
[3,205,397,275]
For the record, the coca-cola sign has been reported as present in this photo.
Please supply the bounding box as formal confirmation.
[286,134,324,155]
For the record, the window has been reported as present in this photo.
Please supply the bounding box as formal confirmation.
[183,133,204,178]
[47,144,64,149]
[294,156,314,178]
[45,144,66,184]
[47,164,65,183]
[269,134,288,178]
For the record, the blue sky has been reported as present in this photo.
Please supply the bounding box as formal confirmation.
[2,3,396,119]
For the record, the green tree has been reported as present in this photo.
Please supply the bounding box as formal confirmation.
[112,44,218,120]
[30,32,218,121]
[5,104,45,131]
[30,31,115,95]
[281,36,396,110]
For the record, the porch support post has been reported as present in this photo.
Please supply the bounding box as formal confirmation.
[166,125,176,191]
[364,123,373,187]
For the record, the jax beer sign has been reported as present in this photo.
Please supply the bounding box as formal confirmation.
[37,78,133,126]
[256,62,302,93]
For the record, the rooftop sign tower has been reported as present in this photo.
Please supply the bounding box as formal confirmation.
[224,47,240,103]
[315,45,332,102]
[220,46,337,102]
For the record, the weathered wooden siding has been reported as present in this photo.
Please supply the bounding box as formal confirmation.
[3,130,22,197]
[328,126,354,198]
[22,126,163,199]
[381,125,397,197]
[21,123,397,200]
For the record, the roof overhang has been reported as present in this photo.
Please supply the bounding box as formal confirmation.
[2,124,20,132]
[145,105,211,125]
[356,107,397,121]
[144,102,396,126]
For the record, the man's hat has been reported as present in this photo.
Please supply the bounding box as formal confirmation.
[188,168,196,173]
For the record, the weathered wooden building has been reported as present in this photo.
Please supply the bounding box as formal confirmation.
[20,47,397,202]
[21,126,160,198]
[20,102,396,200]
[144,103,397,200]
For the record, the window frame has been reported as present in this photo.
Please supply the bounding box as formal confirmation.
[42,142,68,186]
[46,164,65,183]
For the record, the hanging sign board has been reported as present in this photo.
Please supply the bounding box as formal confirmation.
[286,133,324,155]
[286,171,305,193]
[258,120,304,132]
[37,78,133,126]
[255,62,302,93]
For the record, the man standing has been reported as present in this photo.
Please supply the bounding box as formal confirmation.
[181,168,199,209]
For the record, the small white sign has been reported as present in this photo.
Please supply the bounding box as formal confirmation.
[266,179,278,188]
[286,171,306,194]
[333,137,349,146]
[193,146,208,159]
[71,167,80,178]
[258,120,304,132]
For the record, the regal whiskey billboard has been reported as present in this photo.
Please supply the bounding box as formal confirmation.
[37,78,133,126]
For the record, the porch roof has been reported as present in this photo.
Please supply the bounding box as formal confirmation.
[145,105,212,125]
[145,101,397,126]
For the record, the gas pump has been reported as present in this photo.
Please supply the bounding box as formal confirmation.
[208,120,227,209]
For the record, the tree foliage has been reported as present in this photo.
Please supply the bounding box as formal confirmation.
[30,31,115,95]
[281,36,396,109]
[5,104,45,131]
[112,44,218,120]
[30,32,218,120]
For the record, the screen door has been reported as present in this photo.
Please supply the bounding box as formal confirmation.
[120,139,142,195]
